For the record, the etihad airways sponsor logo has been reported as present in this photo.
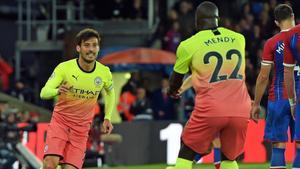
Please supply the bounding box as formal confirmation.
[70,88,101,96]
[70,88,101,95]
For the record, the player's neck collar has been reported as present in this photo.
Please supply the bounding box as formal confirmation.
[281,28,290,32]
[76,59,96,73]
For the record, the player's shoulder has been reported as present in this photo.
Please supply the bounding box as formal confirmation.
[265,32,283,46]
[178,30,206,51]
[59,58,77,67]
[55,58,77,70]
[289,24,300,33]
[178,34,194,47]
[96,61,111,73]
[264,37,274,46]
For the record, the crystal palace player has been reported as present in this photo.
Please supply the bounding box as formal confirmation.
[40,28,115,169]
[283,11,300,169]
[251,4,300,169]
[167,1,251,169]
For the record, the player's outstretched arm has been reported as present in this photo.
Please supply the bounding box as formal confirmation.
[251,64,272,122]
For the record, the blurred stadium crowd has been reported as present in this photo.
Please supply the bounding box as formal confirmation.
[0,0,300,167]
[1,0,299,121]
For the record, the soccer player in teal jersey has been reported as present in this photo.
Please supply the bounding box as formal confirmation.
[40,28,115,169]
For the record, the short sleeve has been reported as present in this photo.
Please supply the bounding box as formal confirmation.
[173,43,192,74]
[283,34,296,67]
[261,40,274,66]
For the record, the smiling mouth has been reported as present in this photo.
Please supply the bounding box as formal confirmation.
[86,53,95,57]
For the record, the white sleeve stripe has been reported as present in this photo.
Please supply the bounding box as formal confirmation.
[261,62,272,66]
[283,63,296,67]
[262,60,274,64]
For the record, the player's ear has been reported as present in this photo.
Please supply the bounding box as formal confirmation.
[274,20,279,27]
[76,45,80,52]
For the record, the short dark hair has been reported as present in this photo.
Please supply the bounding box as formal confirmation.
[274,4,293,22]
[75,28,101,46]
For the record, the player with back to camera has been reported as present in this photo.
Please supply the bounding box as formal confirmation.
[167,1,251,169]
[281,4,300,169]
[178,75,221,169]
[251,4,300,169]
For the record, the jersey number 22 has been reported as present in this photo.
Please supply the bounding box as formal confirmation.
[204,49,243,83]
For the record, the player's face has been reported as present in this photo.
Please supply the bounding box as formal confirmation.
[77,37,100,63]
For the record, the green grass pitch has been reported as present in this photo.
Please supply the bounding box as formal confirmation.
[85,163,292,169]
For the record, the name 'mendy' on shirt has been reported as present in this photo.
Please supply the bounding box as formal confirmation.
[204,36,235,46]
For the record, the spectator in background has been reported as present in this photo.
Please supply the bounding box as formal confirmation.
[9,80,35,103]
[110,0,126,20]
[84,118,105,168]
[20,111,39,123]
[93,0,126,20]
[0,56,13,92]
[164,21,181,53]
[259,10,274,40]
[118,72,141,121]
[241,2,251,19]
[117,87,136,121]
[245,57,257,99]
[0,100,9,122]
[126,0,147,20]
[221,17,233,30]
[151,77,177,120]
[131,86,153,120]
[177,0,194,40]
[121,72,140,93]
[248,25,262,69]
[166,9,179,30]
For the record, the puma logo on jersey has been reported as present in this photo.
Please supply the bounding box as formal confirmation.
[72,75,79,80]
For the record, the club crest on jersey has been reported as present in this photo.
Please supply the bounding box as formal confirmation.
[94,77,102,87]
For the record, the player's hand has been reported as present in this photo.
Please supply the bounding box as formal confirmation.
[167,88,181,99]
[102,119,113,135]
[250,102,260,123]
[58,81,72,95]
[291,104,296,120]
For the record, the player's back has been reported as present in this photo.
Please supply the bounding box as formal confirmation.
[285,24,300,62]
[180,27,251,118]
[263,30,292,101]
[283,24,300,97]
[263,25,300,101]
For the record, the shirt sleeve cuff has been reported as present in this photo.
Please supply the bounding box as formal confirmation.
[283,63,296,67]
[261,60,273,65]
